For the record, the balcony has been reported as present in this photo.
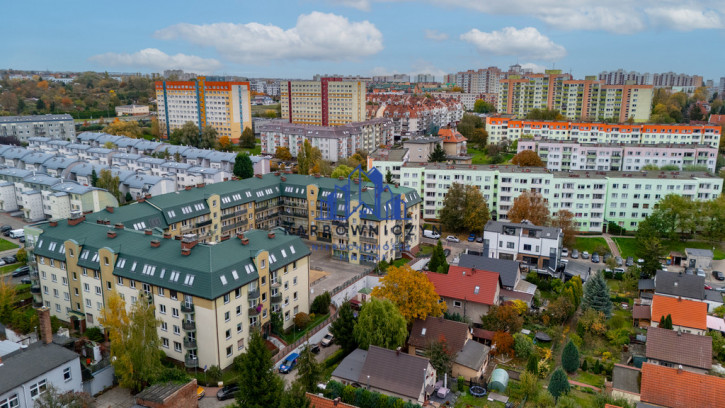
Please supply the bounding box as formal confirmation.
[248,306,261,316]
[185,355,199,368]
[270,280,281,289]
[249,320,261,330]
[359,235,377,244]
[271,294,283,304]
[182,320,196,331]
[183,338,197,349]
[180,302,195,314]
[30,286,41,294]
[196,219,212,228]
[248,289,260,299]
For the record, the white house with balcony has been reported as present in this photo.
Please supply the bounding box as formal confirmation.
[483,220,562,270]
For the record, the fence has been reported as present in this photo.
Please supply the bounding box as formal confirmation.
[271,307,339,364]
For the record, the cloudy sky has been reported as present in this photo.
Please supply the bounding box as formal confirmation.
[3,0,724,80]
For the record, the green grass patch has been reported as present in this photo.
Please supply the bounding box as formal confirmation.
[280,313,329,344]
[0,263,19,275]
[574,371,605,388]
[0,239,18,251]
[454,386,506,407]
[613,237,725,260]
[390,258,409,268]
[251,104,280,116]
[468,147,492,165]
[417,244,435,257]
[573,237,609,254]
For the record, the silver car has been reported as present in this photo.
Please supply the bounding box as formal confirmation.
[571,249,579,259]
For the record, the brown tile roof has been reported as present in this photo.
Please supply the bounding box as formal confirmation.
[640,363,725,408]
[408,317,469,354]
[472,328,494,340]
[604,405,623,408]
[426,267,500,305]
[632,304,651,320]
[651,295,707,330]
[645,326,712,370]
[307,393,358,408]
[359,346,430,401]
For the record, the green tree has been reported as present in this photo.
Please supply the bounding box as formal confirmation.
[427,240,448,274]
[240,127,255,148]
[329,302,358,353]
[660,314,673,329]
[424,337,454,380]
[526,354,539,375]
[548,367,570,400]
[170,121,200,146]
[468,128,489,149]
[707,331,725,362]
[428,143,447,162]
[463,184,490,233]
[507,190,550,226]
[96,169,120,202]
[385,169,394,184]
[439,183,490,233]
[233,329,284,408]
[354,298,407,350]
[234,153,254,179]
[296,345,323,392]
[511,150,544,167]
[481,303,523,333]
[519,371,541,402]
[514,333,534,359]
[280,380,310,408]
[33,384,94,408]
[561,340,580,373]
[638,236,663,278]
[582,272,613,317]
[90,169,98,187]
[270,312,283,335]
[200,126,219,149]
[124,191,133,203]
[457,114,483,139]
[331,165,354,179]
[100,292,164,393]
[297,140,322,175]
[103,120,143,138]
[311,291,331,315]
[15,247,27,265]
[473,99,495,113]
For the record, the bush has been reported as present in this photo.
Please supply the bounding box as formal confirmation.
[324,349,346,369]
[457,376,465,392]
[83,327,105,343]
[514,333,534,359]
[561,340,580,374]
[206,365,222,384]
[311,292,332,315]
[294,312,311,330]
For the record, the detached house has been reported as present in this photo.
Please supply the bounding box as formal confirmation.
[426,266,501,321]
[640,363,725,408]
[650,295,707,335]
[645,326,712,374]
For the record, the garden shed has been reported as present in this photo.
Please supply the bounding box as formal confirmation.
[489,368,509,392]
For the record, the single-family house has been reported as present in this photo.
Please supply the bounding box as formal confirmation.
[482,220,562,270]
[650,295,707,335]
[457,254,536,305]
[427,266,501,321]
[654,271,722,312]
[307,393,358,408]
[438,128,467,157]
[640,363,725,408]
[645,326,712,374]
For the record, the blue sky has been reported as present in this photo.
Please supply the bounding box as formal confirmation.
[3,0,724,80]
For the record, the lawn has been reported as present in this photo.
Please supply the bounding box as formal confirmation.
[613,237,725,260]
[468,147,515,165]
[0,263,19,275]
[572,237,610,254]
[417,244,435,257]
[574,371,605,388]
[251,104,280,116]
[0,238,18,251]
[390,258,409,268]
[280,313,329,344]
[454,386,506,408]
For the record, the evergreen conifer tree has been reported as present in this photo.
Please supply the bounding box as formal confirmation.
[582,272,613,317]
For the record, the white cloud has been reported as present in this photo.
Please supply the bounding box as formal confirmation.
[329,0,371,11]
[155,12,383,64]
[89,48,222,72]
[424,29,449,41]
[520,62,546,73]
[461,27,566,61]
[646,7,723,30]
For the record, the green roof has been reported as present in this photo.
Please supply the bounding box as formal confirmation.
[34,220,310,300]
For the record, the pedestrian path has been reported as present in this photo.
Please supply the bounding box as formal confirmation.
[602,234,621,258]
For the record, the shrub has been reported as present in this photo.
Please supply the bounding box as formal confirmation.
[514,333,534,359]
[581,359,588,372]
[294,312,311,330]
[457,376,465,392]
[311,291,332,315]
[561,340,580,374]
[83,327,105,343]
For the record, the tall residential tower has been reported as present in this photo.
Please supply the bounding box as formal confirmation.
[280,78,366,126]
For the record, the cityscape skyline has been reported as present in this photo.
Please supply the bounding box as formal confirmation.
[3,0,724,80]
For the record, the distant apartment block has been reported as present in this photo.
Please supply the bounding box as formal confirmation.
[429,92,496,110]
[0,114,75,142]
[258,118,393,162]
[449,67,504,95]
[599,70,703,89]
[280,78,366,126]
[486,118,721,148]
[415,74,436,83]
[366,94,464,140]
[155,77,252,143]
[115,104,150,116]
[518,139,717,173]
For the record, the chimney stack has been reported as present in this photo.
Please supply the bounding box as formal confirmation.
[268,231,275,239]
[144,229,152,235]
[49,220,58,227]
[150,239,160,248]
[38,307,53,344]
[68,214,86,226]
[114,223,124,229]
[334,398,341,406]
[107,230,117,239]
[105,206,114,213]
[163,232,172,239]
[180,234,199,253]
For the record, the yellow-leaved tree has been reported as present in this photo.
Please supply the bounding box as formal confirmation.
[101,292,163,393]
[371,264,446,322]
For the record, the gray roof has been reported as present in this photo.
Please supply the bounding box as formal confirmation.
[704,289,724,303]
[87,147,113,155]
[645,326,712,370]
[0,168,33,179]
[0,340,21,357]
[122,174,171,189]
[455,340,490,370]
[458,254,519,289]
[331,348,368,383]
[137,157,166,165]
[2,147,32,160]
[111,152,142,161]
[359,346,430,401]
[154,144,189,155]
[686,248,714,258]
[654,271,704,300]
[639,279,655,290]
[22,152,56,165]
[23,174,61,186]
[484,220,561,239]
[370,148,408,162]
[51,182,96,195]
[0,114,73,123]
[403,136,442,144]
[42,156,80,170]
[612,364,641,394]
[0,341,79,395]
[188,166,221,175]
[136,382,190,403]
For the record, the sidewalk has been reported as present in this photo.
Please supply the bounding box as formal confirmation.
[602,234,621,258]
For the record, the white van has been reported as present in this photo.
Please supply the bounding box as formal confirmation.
[423,229,440,239]
[9,229,24,239]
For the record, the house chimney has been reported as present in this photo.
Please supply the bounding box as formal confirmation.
[144,229,152,235]
[107,230,117,239]
[338,176,345,180]
[677,365,683,373]
[274,172,280,176]
[255,174,262,179]
[105,206,114,213]
[334,398,341,406]
[185,186,192,190]
[268,231,275,239]
[196,183,205,188]
[396,347,401,356]
[114,223,124,229]
[315,173,321,178]
[180,234,198,253]
[163,232,172,239]
[38,307,53,344]
[181,248,191,256]
[281,176,287,182]
[49,220,58,227]
[150,239,160,248]
[137,197,145,203]
[68,213,86,226]
[220,234,230,242]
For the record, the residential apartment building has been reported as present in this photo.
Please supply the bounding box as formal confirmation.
[415,74,436,83]
[155,76,252,143]
[449,67,504,95]
[598,69,653,85]
[483,220,562,269]
[518,139,718,173]
[258,118,393,162]
[369,160,722,232]
[366,94,464,140]
[31,217,311,370]
[0,114,75,142]
[280,78,366,126]
[486,118,721,148]
[429,92,496,110]
[82,173,422,265]
[115,104,150,116]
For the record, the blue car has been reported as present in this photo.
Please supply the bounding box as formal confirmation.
[279,352,299,374]
[467,233,476,242]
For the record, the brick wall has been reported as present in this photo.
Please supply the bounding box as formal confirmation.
[135,379,198,408]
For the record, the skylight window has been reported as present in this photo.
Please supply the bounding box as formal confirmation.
[474,286,480,295]
[167,210,176,218]
[245,192,251,197]
[48,242,57,251]
[281,249,287,258]
[91,253,99,263]
[244,264,254,274]
[159,268,166,278]
[131,261,137,271]
[220,275,228,285]
[170,271,180,282]
[231,270,239,280]
[289,245,296,254]
[116,258,126,268]
[269,254,277,263]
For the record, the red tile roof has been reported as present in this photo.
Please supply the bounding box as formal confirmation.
[651,295,707,330]
[438,128,467,143]
[307,393,358,408]
[709,114,725,125]
[472,328,494,340]
[426,266,500,305]
[640,363,725,408]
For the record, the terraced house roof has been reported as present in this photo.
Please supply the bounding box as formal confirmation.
[34,220,310,300]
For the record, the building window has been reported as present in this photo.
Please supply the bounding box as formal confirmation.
[237,323,243,333]
[0,394,19,408]
[293,292,298,301]
[107,281,112,290]
[162,337,169,348]
[172,308,179,318]
[160,304,167,314]
[224,294,230,304]
[226,329,231,340]
[63,367,72,381]
[30,379,47,398]
[224,311,230,322]
[130,280,136,289]
[117,276,123,285]
[237,339,244,351]
[174,342,181,352]
[161,322,168,331]
[235,288,241,298]
[226,346,233,357]
[157,287,164,296]
[284,311,290,321]
[453,300,462,308]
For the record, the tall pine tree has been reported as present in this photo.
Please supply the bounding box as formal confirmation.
[582,272,613,317]
[233,329,283,408]
[561,340,580,373]
[329,302,358,354]
[296,345,322,392]
[548,367,570,400]
[428,143,447,162]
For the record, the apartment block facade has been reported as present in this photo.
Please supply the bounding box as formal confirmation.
[518,139,718,173]
[31,219,310,370]
[155,77,252,143]
[258,118,393,162]
[486,118,721,148]
[280,78,366,126]
[0,114,75,142]
[368,159,722,232]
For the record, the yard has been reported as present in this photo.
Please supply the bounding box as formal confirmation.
[572,237,609,254]
[612,237,725,260]
[0,238,18,251]
[467,147,514,165]
[0,263,19,276]
[279,313,329,344]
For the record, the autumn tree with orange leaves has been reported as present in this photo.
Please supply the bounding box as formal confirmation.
[492,331,515,356]
[371,264,446,322]
[511,150,544,167]
[551,209,577,247]
[507,190,550,226]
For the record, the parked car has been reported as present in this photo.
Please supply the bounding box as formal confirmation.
[446,235,460,243]
[625,257,634,267]
[615,256,623,266]
[216,384,240,401]
[197,386,205,400]
[637,258,645,264]
[0,225,12,233]
[476,236,483,243]
[571,249,579,259]
[696,268,706,277]
[279,352,299,374]
[443,249,451,257]
[685,267,695,275]
[310,344,321,354]
[321,333,334,347]
[713,271,725,281]
[423,230,441,239]
[467,233,476,242]
[561,248,569,257]
[603,253,611,263]
[591,253,600,263]
[18,237,25,243]
[2,230,10,237]
[11,266,29,277]
[705,285,713,290]
[2,255,16,264]
[614,268,625,274]
[582,251,590,260]
[20,277,31,285]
